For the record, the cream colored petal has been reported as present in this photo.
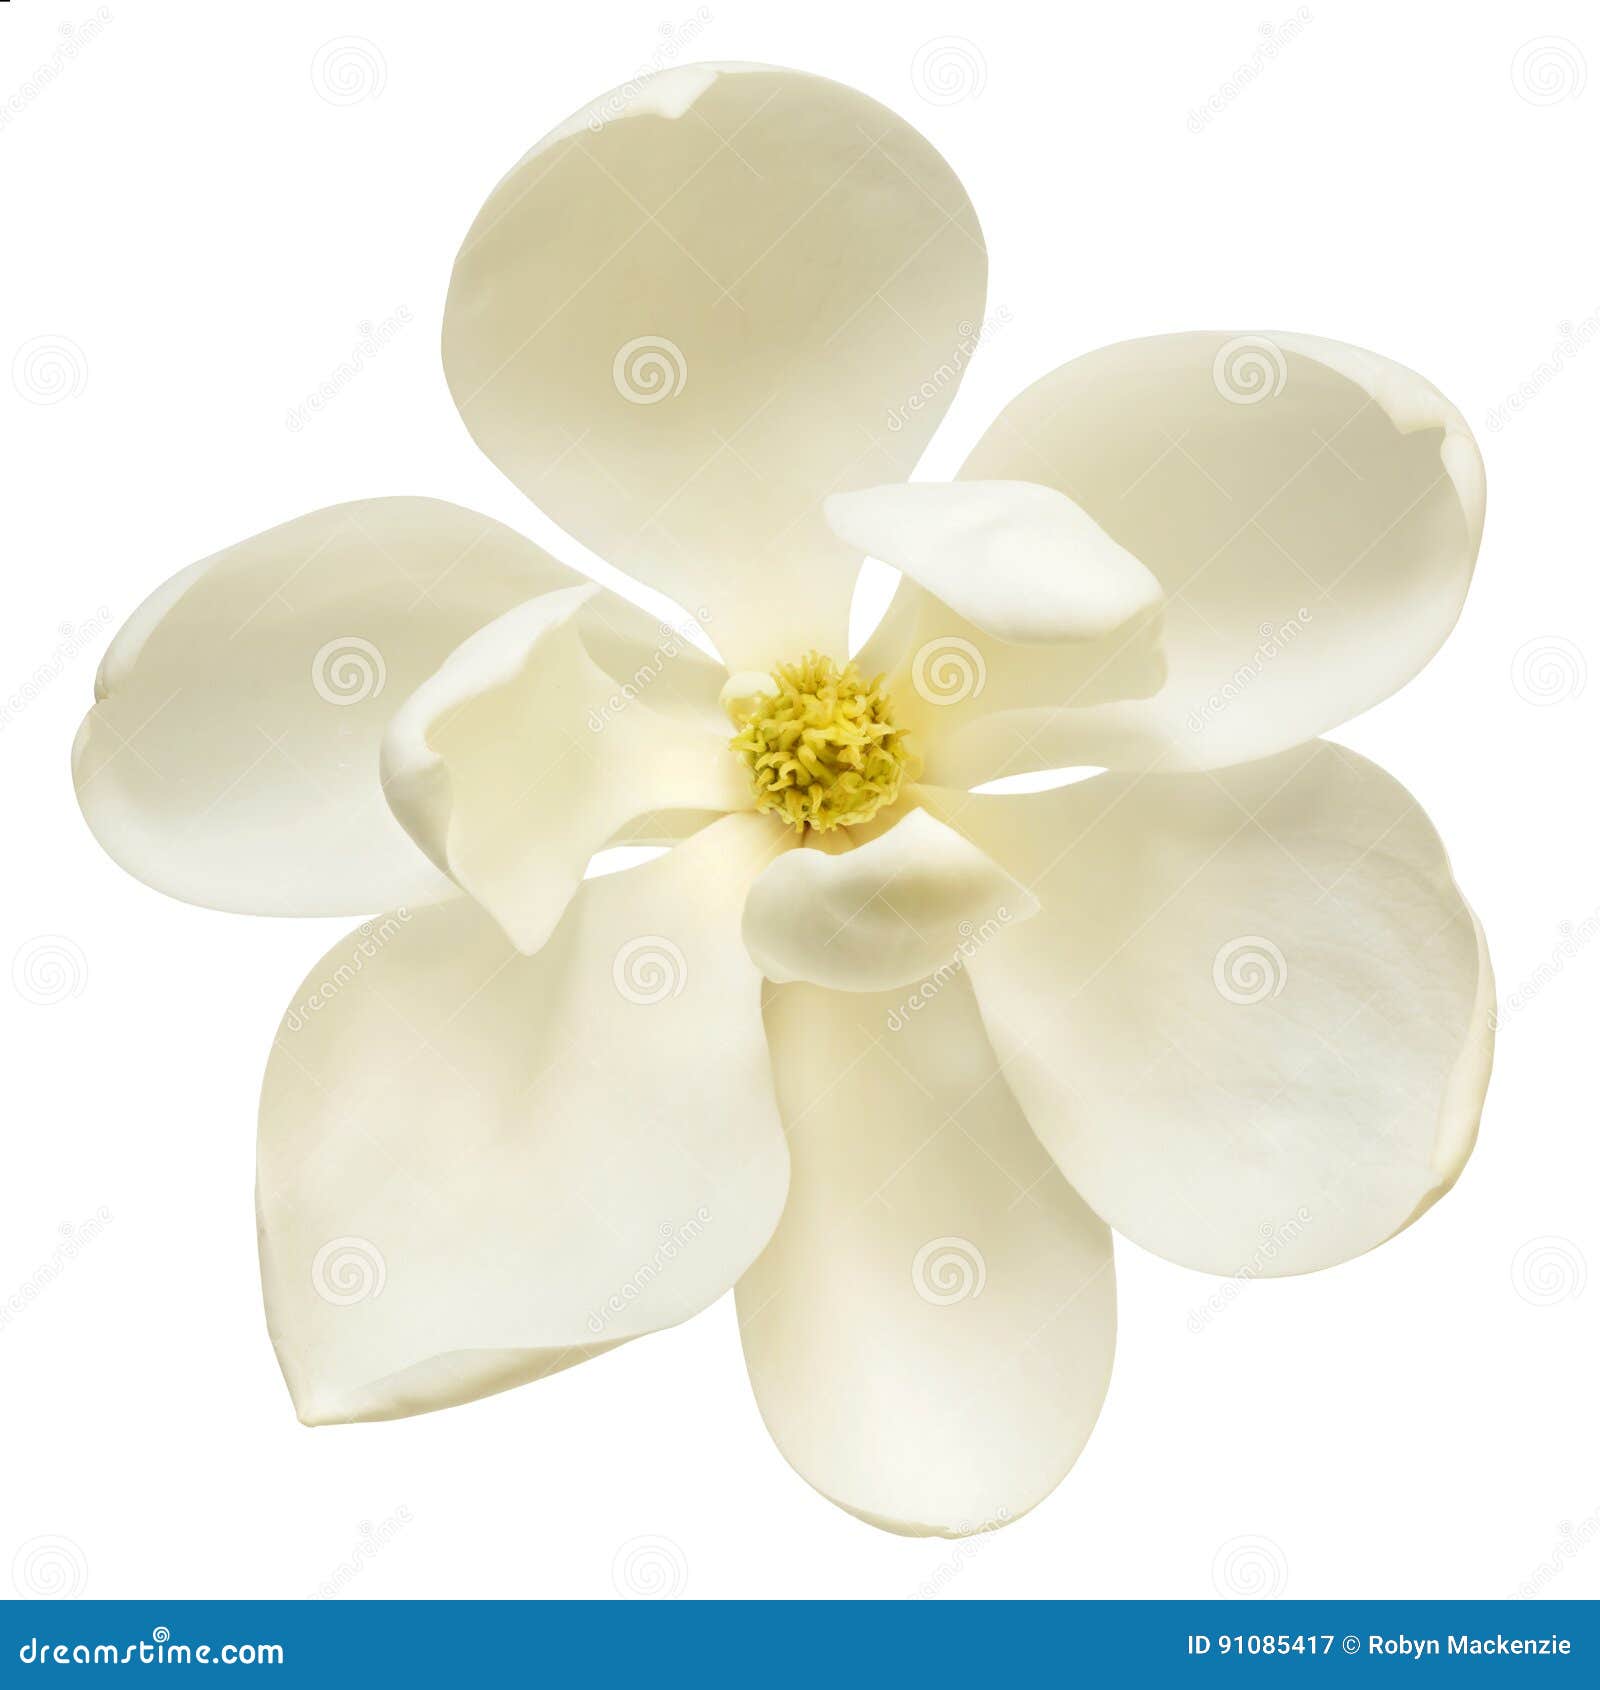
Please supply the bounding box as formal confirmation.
[825,480,1162,641]
[741,806,1037,991]
[857,583,1166,790]
[258,814,790,1425]
[73,499,579,915]
[443,63,987,671]
[946,742,1493,1277]
[737,973,1115,1536]
[381,586,750,954]
[956,331,1484,774]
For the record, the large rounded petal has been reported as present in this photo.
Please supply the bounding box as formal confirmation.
[736,973,1115,1536]
[443,64,987,670]
[949,742,1493,1277]
[381,585,749,954]
[257,814,790,1425]
[954,332,1484,775]
[73,499,577,915]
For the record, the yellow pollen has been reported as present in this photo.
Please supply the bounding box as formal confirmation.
[729,652,913,834]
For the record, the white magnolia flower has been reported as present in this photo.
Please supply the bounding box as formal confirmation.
[73,64,1492,1537]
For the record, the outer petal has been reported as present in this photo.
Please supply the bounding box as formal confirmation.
[381,586,750,954]
[955,331,1484,774]
[258,814,791,1425]
[736,973,1115,1536]
[948,742,1493,1277]
[73,499,576,915]
[741,806,1037,991]
[443,64,987,670]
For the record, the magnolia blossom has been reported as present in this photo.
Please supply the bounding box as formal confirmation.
[73,63,1492,1537]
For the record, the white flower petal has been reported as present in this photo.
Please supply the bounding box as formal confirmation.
[947,742,1493,1276]
[957,331,1484,773]
[442,64,987,670]
[737,974,1115,1536]
[855,585,1166,790]
[258,814,790,1425]
[73,499,576,915]
[381,587,751,954]
[741,806,1037,991]
[825,480,1162,641]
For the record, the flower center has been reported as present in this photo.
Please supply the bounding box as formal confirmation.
[727,652,913,833]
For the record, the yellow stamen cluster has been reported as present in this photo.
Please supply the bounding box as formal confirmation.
[729,653,912,833]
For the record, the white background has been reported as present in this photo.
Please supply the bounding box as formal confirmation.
[2,0,1596,1601]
